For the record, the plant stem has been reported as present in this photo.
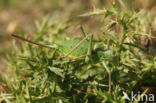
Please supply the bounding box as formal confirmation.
[109,72,111,93]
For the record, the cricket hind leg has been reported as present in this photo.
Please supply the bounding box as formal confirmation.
[71,34,93,63]
[59,34,92,59]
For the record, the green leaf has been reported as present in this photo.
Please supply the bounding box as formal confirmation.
[80,8,113,17]
[48,66,65,78]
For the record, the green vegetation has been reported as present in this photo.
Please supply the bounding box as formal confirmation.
[0,0,156,103]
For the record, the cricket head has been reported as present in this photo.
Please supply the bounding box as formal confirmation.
[93,48,115,61]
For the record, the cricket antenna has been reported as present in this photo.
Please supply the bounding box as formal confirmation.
[11,34,49,48]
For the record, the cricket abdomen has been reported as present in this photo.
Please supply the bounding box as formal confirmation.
[56,40,89,57]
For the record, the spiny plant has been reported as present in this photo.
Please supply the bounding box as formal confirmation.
[11,32,116,64]
[0,3,156,103]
